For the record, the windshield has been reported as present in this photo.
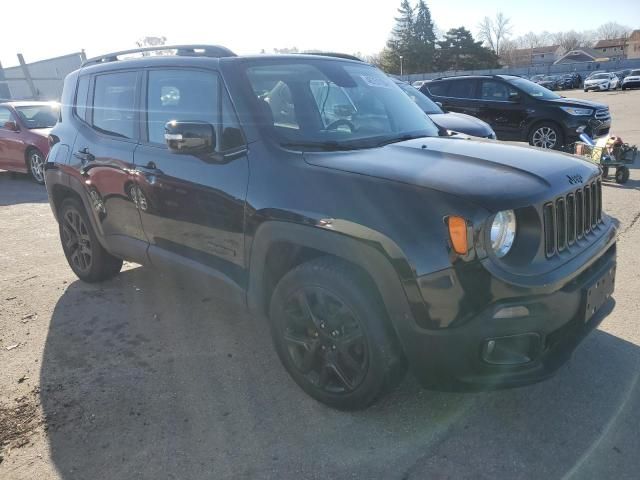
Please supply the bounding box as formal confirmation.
[507,77,561,100]
[243,59,439,150]
[590,74,609,80]
[631,70,640,76]
[530,75,545,82]
[394,81,443,114]
[15,104,59,129]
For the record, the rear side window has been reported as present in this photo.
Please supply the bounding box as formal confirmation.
[447,80,477,99]
[74,76,90,121]
[425,81,448,96]
[92,72,138,139]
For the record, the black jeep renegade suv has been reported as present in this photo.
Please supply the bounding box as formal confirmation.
[45,45,618,410]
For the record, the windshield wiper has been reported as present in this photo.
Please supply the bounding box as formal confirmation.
[281,141,366,151]
[374,133,432,147]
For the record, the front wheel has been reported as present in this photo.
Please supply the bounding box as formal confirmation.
[58,197,123,282]
[268,257,405,410]
[529,123,564,150]
[28,149,45,185]
[615,166,630,184]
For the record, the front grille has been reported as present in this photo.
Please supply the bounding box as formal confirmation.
[595,108,610,120]
[543,179,603,258]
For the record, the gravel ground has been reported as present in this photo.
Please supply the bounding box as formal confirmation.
[1,89,639,479]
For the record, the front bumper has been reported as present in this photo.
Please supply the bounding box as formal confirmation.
[400,224,617,391]
[584,83,609,91]
[563,116,611,142]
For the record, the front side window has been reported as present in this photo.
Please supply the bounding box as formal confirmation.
[147,69,244,152]
[507,77,561,100]
[15,104,59,129]
[92,72,138,139]
[480,80,516,101]
[244,60,438,150]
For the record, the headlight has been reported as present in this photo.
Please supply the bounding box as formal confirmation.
[560,106,594,116]
[490,210,516,258]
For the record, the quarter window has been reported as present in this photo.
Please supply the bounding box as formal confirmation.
[92,72,138,139]
[75,76,90,121]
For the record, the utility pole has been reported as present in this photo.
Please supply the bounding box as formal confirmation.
[399,55,404,76]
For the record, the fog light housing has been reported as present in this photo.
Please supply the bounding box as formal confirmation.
[482,333,541,365]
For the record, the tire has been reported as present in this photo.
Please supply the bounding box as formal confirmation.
[58,197,123,282]
[529,122,564,150]
[615,166,630,184]
[27,148,45,185]
[268,256,406,410]
[601,166,609,178]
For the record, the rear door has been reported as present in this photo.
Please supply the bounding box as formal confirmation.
[476,79,527,140]
[0,106,25,171]
[132,68,249,299]
[70,70,147,261]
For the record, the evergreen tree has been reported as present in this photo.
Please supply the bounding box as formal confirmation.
[412,0,437,72]
[380,0,415,74]
[435,27,499,71]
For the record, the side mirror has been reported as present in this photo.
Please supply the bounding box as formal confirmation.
[508,92,521,102]
[4,121,19,131]
[164,120,215,154]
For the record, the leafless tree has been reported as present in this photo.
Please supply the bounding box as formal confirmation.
[551,31,585,51]
[477,12,513,56]
[596,22,632,40]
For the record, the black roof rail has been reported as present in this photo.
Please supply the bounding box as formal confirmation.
[82,44,236,66]
[300,52,364,62]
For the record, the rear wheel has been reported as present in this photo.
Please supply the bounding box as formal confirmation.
[529,123,564,150]
[58,197,123,282]
[27,149,45,185]
[268,257,405,410]
[615,166,630,184]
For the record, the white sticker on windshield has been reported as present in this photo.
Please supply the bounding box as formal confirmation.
[360,75,392,88]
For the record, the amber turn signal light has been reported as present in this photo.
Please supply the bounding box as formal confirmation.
[448,216,469,255]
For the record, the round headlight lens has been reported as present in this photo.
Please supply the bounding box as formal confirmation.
[491,210,517,258]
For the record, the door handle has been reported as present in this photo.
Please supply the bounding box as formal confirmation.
[135,162,163,175]
[74,148,95,162]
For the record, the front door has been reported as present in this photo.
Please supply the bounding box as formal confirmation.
[70,70,147,261]
[0,106,25,171]
[476,79,527,140]
[133,68,249,297]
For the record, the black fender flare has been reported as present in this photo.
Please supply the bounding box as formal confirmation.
[246,220,422,347]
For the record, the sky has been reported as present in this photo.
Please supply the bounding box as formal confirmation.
[1,0,639,67]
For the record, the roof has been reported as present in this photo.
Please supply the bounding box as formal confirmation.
[594,38,627,48]
[554,48,604,64]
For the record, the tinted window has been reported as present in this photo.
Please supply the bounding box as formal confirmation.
[425,81,448,96]
[0,107,12,126]
[220,88,245,151]
[507,77,561,100]
[480,80,516,101]
[147,69,218,145]
[447,80,477,99]
[631,70,640,76]
[75,76,90,121]
[396,82,442,114]
[93,72,137,139]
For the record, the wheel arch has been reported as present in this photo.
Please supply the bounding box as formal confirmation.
[247,221,422,350]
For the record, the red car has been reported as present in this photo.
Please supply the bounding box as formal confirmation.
[0,101,59,184]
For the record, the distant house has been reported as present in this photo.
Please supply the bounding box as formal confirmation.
[627,30,640,59]
[554,48,609,64]
[594,38,628,61]
[503,45,565,67]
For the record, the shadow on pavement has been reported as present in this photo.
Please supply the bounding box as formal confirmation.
[0,171,47,206]
[40,267,639,479]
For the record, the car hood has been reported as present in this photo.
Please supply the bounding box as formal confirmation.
[428,112,494,138]
[585,78,608,83]
[30,127,53,137]
[304,137,599,211]
[544,97,607,110]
